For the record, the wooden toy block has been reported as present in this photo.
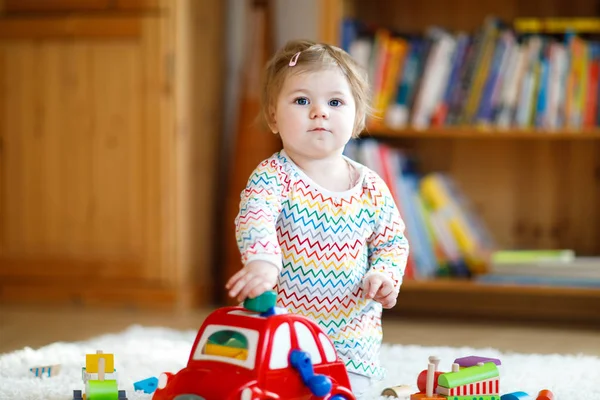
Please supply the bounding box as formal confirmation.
[438,362,499,389]
[536,389,554,400]
[454,356,502,368]
[86,351,115,374]
[445,396,500,400]
[417,370,444,393]
[411,394,445,400]
[29,364,61,378]
[134,377,159,394]
[381,384,412,398]
[501,392,533,400]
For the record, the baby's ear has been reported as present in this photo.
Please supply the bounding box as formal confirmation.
[267,106,278,133]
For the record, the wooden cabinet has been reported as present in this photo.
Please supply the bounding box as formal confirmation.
[0,0,224,309]
[2,0,161,13]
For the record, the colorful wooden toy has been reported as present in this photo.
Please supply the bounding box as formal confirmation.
[501,392,533,400]
[453,356,502,368]
[401,355,551,400]
[437,362,500,397]
[134,377,159,394]
[536,390,554,400]
[72,350,127,400]
[381,384,413,399]
[29,364,61,378]
[409,356,503,400]
[411,363,446,399]
[152,291,355,400]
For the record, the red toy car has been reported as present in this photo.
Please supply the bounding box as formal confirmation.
[152,293,355,400]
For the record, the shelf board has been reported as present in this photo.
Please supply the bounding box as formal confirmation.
[364,125,600,140]
[389,279,600,327]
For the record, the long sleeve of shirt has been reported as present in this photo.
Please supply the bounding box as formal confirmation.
[367,174,409,292]
[235,158,290,269]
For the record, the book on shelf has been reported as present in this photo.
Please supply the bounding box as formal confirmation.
[341,16,600,132]
[345,138,495,280]
[491,249,575,264]
[487,249,600,278]
[475,273,600,288]
[477,249,600,288]
[488,257,600,278]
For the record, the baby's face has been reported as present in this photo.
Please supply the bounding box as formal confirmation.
[270,67,356,160]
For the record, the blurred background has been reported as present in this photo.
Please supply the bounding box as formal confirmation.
[0,0,599,335]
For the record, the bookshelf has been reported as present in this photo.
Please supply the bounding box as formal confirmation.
[365,125,600,140]
[318,0,600,326]
[395,279,600,327]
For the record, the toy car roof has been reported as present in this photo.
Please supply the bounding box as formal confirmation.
[204,306,312,329]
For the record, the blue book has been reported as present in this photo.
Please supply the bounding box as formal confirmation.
[439,33,469,124]
[341,18,359,52]
[535,43,550,128]
[476,31,512,124]
[394,38,422,108]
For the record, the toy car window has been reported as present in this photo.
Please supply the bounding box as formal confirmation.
[269,322,291,370]
[203,330,249,360]
[293,322,322,364]
[193,325,259,370]
[318,333,337,362]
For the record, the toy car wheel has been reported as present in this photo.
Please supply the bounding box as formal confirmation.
[118,390,128,399]
[72,390,83,400]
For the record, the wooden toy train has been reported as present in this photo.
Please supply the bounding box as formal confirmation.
[382,355,554,400]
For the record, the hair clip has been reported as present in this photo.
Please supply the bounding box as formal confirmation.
[289,51,301,66]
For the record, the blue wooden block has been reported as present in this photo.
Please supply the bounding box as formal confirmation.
[501,392,533,400]
[134,376,159,394]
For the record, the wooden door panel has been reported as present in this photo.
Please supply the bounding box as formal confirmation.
[116,0,161,11]
[2,0,163,13]
[0,16,142,39]
[4,0,111,13]
[0,1,225,308]
[0,39,149,272]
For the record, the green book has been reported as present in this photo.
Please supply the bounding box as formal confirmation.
[491,249,575,264]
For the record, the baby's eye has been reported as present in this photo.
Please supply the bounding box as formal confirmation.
[329,99,343,107]
[294,97,309,105]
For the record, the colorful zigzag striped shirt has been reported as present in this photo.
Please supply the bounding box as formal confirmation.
[236,150,409,379]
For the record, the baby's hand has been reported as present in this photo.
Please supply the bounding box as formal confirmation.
[226,260,279,302]
[363,272,398,309]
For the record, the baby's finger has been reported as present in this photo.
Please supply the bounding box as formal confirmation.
[363,278,371,299]
[226,269,246,290]
[366,276,382,299]
[377,291,398,309]
[237,276,267,302]
[377,279,395,298]
[228,271,252,298]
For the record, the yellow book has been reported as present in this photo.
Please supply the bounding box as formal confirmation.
[462,18,498,124]
[420,174,488,273]
[370,29,391,120]
[515,18,600,33]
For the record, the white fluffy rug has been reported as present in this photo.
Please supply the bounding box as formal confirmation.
[1,325,599,399]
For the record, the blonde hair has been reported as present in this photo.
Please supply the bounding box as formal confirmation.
[260,39,372,138]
